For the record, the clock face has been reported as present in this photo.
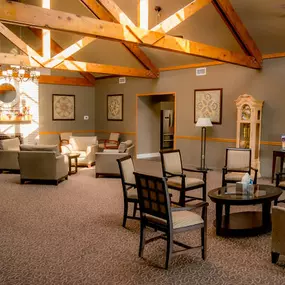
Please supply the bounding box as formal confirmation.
[241,104,251,120]
[107,95,123,120]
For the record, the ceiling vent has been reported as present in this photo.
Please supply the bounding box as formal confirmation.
[196,67,207,76]
[119,77,126,84]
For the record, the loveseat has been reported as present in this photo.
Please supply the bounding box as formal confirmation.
[61,136,98,167]
[95,140,135,177]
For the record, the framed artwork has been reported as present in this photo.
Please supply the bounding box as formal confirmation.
[194,88,223,124]
[107,94,123,121]
[52,94,75,121]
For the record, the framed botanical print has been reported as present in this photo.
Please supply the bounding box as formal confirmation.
[52,94,75,121]
[194,88,223,124]
[107,94,123,121]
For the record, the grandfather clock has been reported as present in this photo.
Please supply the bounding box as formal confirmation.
[235,94,264,173]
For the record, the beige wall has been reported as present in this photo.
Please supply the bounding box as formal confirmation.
[39,84,96,145]
[95,58,285,177]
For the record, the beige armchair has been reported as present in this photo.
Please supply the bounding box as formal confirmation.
[95,140,135,177]
[19,145,69,185]
[98,132,120,150]
[0,137,21,172]
[61,136,98,167]
[271,206,285,264]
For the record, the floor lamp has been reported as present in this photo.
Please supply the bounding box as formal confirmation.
[196,118,213,170]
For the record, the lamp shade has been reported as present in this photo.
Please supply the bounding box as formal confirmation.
[195,117,213,127]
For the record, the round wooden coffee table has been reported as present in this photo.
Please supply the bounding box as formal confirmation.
[208,184,282,236]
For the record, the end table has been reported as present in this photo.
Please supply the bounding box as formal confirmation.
[67,153,80,175]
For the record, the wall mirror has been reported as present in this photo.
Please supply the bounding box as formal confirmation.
[0,83,19,108]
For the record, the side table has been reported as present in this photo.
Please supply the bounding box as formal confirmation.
[67,153,80,175]
[271,150,285,183]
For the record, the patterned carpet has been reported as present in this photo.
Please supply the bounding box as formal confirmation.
[0,160,285,285]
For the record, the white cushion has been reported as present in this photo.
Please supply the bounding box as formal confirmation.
[70,136,97,151]
[167,176,204,188]
[146,210,203,229]
[225,172,255,182]
[278,181,285,188]
[172,211,204,229]
[2,138,20,151]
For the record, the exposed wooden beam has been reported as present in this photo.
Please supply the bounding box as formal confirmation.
[0,1,260,69]
[138,0,149,30]
[30,28,97,85]
[44,37,96,68]
[263,53,285,60]
[212,0,262,65]
[80,0,159,76]
[39,75,94,86]
[42,0,51,60]
[0,53,156,78]
[0,23,44,65]
[159,61,224,71]
[151,0,211,33]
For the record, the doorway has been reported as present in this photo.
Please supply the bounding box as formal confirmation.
[136,92,176,158]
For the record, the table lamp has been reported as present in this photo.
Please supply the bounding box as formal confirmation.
[196,118,213,170]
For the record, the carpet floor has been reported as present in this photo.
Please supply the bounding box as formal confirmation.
[0,160,285,285]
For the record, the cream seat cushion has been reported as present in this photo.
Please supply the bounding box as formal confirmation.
[225,172,255,181]
[127,187,137,199]
[278,181,285,188]
[146,211,203,229]
[167,176,204,188]
[277,190,285,201]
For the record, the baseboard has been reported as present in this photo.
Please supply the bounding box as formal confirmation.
[137,153,160,159]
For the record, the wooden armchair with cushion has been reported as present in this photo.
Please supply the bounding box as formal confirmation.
[222,148,258,187]
[274,172,285,205]
[134,172,208,269]
[117,155,139,227]
[160,149,207,207]
[98,132,120,150]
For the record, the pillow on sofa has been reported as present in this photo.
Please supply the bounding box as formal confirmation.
[118,142,127,153]
[20,144,60,155]
[2,138,20,151]
[70,136,97,151]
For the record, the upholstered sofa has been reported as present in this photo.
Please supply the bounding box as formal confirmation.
[0,137,21,172]
[61,136,98,167]
[95,140,135,177]
[18,144,69,185]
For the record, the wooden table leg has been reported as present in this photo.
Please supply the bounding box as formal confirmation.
[216,203,223,236]
[262,202,271,231]
[68,157,72,175]
[75,158,78,173]
[225,204,230,226]
[272,152,276,183]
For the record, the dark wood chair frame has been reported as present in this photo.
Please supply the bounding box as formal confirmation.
[117,155,139,227]
[274,172,285,205]
[160,149,207,207]
[134,172,208,269]
[222,148,258,187]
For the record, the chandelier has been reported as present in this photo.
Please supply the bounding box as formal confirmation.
[1,64,40,82]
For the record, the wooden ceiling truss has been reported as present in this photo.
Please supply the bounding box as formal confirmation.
[0,0,265,84]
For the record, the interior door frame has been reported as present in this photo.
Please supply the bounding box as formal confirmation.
[136,92,177,157]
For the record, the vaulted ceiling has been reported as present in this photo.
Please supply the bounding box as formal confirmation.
[0,0,284,83]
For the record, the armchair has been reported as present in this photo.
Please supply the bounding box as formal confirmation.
[0,137,21,172]
[274,172,285,205]
[61,136,98,167]
[160,149,207,207]
[134,172,208,269]
[98,132,120,150]
[222,148,258,187]
[19,144,68,185]
[271,206,285,264]
[96,140,134,177]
